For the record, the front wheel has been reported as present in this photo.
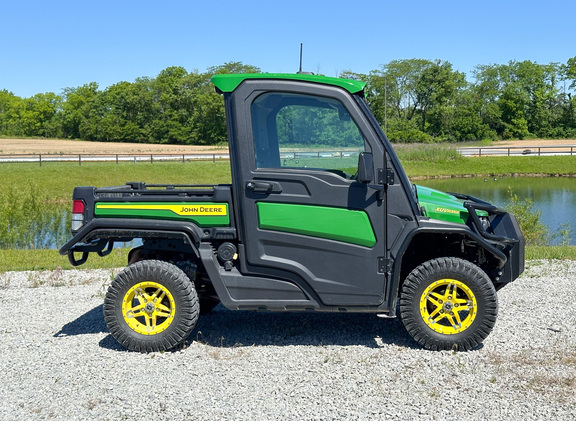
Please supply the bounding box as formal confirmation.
[104,260,199,352]
[399,257,498,351]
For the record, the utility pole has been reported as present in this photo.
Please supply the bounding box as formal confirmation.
[298,43,303,74]
[384,76,388,133]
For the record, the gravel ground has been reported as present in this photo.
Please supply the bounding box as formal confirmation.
[0,261,575,420]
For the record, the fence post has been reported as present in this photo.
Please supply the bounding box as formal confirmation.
[116,154,119,164]
[151,154,153,164]
[79,154,82,166]
[39,154,42,167]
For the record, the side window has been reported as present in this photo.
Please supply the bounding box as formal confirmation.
[251,92,366,178]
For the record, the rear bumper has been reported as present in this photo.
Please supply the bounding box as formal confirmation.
[59,218,236,266]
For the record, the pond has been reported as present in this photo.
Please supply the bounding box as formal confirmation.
[417,176,576,245]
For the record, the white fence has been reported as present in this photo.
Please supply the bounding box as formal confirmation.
[0,153,231,165]
[457,145,576,157]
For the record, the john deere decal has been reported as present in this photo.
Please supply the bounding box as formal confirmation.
[94,202,230,227]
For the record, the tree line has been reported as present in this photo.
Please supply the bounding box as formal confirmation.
[1,58,576,145]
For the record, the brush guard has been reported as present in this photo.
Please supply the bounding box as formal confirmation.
[450,192,525,284]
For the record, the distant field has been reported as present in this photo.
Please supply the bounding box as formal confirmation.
[0,138,228,155]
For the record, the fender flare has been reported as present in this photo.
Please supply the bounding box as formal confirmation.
[385,224,509,312]
[59,218,213,265]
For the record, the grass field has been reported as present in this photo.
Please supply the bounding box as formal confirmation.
[0,161,232,203]
[1,153,574,203]
[403,155,576,179]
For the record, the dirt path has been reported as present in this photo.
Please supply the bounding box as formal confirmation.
[0,138,228,155]
[497,139,576,147]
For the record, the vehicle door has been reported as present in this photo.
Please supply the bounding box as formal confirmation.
[229,80,387,306]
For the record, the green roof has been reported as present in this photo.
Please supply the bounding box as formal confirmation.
[211,73,366,94]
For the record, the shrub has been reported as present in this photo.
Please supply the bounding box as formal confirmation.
[505,190,572,246]
[394,144,463,163]
[385,118,432,143]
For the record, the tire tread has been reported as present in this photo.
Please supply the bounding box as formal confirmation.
[399,257,498,351]
[104,260,199,352]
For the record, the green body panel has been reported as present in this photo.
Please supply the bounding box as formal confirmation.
[257,202,376,247]
[211,73,366,94]
[94,202,230,227]
[416,185,487,224]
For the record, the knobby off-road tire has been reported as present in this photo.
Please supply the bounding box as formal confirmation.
[104,260,199,352]
[399,257,498,351]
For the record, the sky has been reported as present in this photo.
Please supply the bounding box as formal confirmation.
[1,0,575,98]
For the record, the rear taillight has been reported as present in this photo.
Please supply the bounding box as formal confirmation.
[71,200,85,231]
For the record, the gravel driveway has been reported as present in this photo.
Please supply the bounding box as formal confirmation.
[1,260,574,420]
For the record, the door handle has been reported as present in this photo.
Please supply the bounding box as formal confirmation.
[246,181,282,194]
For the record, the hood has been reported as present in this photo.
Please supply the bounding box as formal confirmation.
[415,185,485,224]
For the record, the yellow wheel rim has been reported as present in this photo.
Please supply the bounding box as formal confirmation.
[420,278,477,335]
[122,281,176,335]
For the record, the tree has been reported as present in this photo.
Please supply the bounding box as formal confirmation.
[367,59,465,141]
[3,58,575,144]
[564,56,576,90]
[61,82,100,139]
[207,62,261,75]
[0,90,24,136]
[414,60,466,133]
[7,92,63,137]
[369,59,431,123]
[473,61,568,139]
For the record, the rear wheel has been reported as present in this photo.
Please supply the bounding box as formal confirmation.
[104,260,199,352]
[399,257,498,351]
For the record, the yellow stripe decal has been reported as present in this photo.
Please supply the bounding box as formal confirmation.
[96,204,227,216]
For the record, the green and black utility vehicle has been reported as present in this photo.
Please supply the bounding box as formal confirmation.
[60,73,525,352]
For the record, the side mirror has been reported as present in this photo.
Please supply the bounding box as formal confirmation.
[357,152,373,184]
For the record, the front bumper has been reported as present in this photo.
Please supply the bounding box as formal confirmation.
[451,192,525,285]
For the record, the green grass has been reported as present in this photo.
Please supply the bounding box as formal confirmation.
[0,248,129,272]
[402,156,576,179]
[525,246,576,260]
[0,161,232,202]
